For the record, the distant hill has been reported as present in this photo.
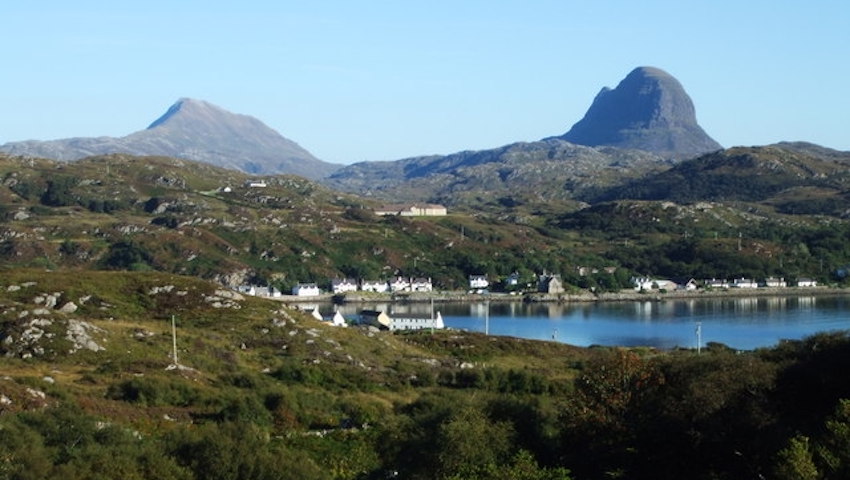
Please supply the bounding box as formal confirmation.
[588,143,850,216]
[0,98,340,179]
[324,138,670,208]
[557,66,722,159]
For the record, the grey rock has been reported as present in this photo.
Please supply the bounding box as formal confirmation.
[59,302,78,313]
[558,66,722,159]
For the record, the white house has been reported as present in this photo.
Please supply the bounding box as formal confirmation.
[292,283,320,296]
[797,278,818,287]
[632,276,676,291]
[732,278,758,289]
[411,277,433,292]
[390,277,411,292]
[245,180,267,188]
[632,276,655,291]
[469,275,489,290]
[705,278,729,289]
[764,277,787,288]
[331,278,358,294]
[389,312,445,331]
[506,272,520,287]
[361,279,389,293]
[677,278,699,291]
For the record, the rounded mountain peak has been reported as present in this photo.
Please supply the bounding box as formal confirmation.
[560,66,721,159]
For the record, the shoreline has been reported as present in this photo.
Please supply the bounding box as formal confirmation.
[273,285,846,305]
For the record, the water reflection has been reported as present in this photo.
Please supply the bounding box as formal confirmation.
[325,296,850,350]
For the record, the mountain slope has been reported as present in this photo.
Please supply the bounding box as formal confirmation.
[589,143,850,215]
[0,98,339,179]
[558,66,722,159]
[325,138,670,208]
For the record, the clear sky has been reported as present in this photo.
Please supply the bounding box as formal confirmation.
[2,1,848,164]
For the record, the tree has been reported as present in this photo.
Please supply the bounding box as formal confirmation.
[775,436,819,480]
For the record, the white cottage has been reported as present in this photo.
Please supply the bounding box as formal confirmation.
[389,312,445,331]
[331,278,358,294]
[469,275,489,290]
[292,283,320,296]
[361,280,390,293]
[390,277,411,292]
[411,277,433,292]
[732,278,758,289]
[705,278,729,289]
[764,277,787,288]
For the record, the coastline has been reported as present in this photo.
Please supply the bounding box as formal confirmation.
[273,285,846,305]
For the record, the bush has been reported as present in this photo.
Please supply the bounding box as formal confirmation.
[106,377,202,407]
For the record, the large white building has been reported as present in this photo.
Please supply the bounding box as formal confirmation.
[374,203,447,217]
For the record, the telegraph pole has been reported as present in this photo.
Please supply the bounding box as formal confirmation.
[696,322,702,355]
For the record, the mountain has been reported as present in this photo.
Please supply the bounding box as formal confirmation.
[0,98,339,179]
[557,66,722,159]
[327,66,721,206]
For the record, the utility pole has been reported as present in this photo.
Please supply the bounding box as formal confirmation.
[167,315,180,370]
[696,322,702,355]
[172,315,179,365]
[485,299,490,336]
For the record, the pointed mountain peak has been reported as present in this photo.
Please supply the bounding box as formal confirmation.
[146,98,246,130]
[559,66,721,159]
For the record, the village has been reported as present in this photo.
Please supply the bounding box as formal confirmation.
[237,271,820,300]
[233,272,822,333]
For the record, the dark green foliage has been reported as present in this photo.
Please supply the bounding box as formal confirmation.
[151,216,180,228]
[9,179,42,201]
[271,362,377,393]
[40,175,78,207]
[100,240,154,271]
[438,367,551,394]
[106,376,203,407]
[86,198,129,213]
[0,404,189,480]
[164,422,328,480]
[59,240,80,256]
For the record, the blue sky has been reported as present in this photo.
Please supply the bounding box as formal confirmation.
[2,1,848,164]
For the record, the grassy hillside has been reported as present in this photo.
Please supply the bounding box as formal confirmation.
[3,270,850,479]
[3,150,850,294]
[0,154,616,291]
[589,145,850,216]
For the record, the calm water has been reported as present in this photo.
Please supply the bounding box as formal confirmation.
[329,295,850,350]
